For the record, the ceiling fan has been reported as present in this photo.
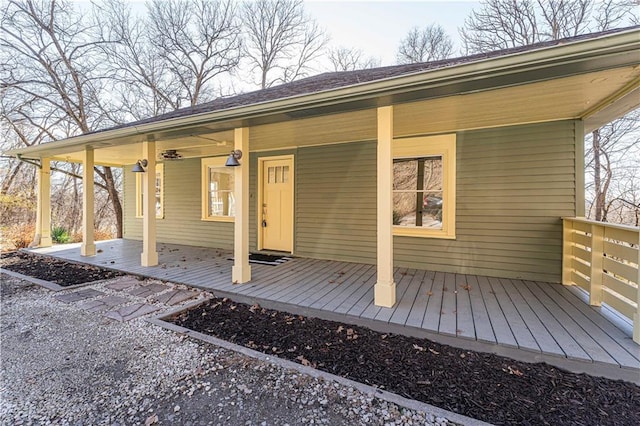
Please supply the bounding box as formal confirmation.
[159,149,182,160]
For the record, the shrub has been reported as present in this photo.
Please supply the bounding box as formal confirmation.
[2,223,35,251]
[71,228,115,243]
[51,226,71,244]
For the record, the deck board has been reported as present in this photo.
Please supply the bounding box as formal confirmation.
[499,279,568,358]
[345,268,385,318]
[29,239,639,380]
[528,281,637,367]
[389,269,428,326]
[438,273,458,336]
[455,274,476,340]
[422,271,445,332]
[320,265,376,311]
[465,275,495,343]
[488,277,540,352]
[558,285,640,365]
[475,276,517,347]
[405,271,435,329]
[276,261,350,305]
[309,263,368,310]
[377,269,422,323]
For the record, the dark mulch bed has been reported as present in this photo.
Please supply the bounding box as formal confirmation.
[0,251,124,286]
[171,298,640,426]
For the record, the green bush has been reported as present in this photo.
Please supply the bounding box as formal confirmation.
[51,226,71,244]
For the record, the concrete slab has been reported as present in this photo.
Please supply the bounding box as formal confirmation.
[104,303,160,322]
[79,295,129,313]
[54,289,104,303]
[153,289,200,306]
[128,283,169,298]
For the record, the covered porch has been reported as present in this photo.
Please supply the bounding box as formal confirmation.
[31,238,639,382]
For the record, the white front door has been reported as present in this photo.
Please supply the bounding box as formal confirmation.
[260,157,294,252]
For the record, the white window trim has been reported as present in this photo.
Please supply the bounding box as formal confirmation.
[393,134,456,239]
[201,156,235,222]
[135,163,164,219]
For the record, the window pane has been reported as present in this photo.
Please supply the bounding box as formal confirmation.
[422,157,442,191]
[393,156,443,230]
[283,166,289,183]
[209,169,233,191]
[393,191,443,229]
[268,167,275,184]
[208,167,234,217]
[422,192,443,228]
[393,159,417,190]
[394,157,442,191]
[138,171,163,217]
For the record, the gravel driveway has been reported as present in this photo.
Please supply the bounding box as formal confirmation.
[0,276,457,425]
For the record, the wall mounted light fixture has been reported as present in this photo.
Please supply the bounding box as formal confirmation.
[225,149,243,167]
[132,159,148,173]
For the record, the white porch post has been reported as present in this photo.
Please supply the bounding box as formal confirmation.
[141,139,158,266]
[232,127,251,283]
[81,148,96,256]
[375,106,396,307]
[30,158,52,248]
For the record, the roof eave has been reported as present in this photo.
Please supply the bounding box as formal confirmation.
[6,28,640,160]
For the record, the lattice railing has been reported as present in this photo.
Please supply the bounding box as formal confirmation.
[562,217,640,343]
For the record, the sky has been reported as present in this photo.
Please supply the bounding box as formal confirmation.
[107,0,480,66]
[304,1,479,64]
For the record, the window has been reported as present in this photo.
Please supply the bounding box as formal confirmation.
[393,134,456,239]
[201,157,235,221]
[136,163,164,219]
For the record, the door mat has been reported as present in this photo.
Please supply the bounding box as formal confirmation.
[228,253,292,266]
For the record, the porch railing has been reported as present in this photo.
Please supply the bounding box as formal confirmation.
[562,217,640,343]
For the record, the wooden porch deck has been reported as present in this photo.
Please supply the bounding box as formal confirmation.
[31,239,639,382]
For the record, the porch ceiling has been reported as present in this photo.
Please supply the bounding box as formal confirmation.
[43,129,235,166]
[15,65,640,165]
[395,66,640,137]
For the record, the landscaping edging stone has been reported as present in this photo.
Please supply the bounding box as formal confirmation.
[0,268,108,292]
[149,305,490,426]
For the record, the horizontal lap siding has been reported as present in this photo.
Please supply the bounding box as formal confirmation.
[394,121,578,282]
[296,142,377,263]
[123,158,234,249]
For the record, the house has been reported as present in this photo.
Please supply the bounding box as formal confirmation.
[7,27,640,327]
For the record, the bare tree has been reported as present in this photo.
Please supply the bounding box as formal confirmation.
[460,0,636,54]
[145,0,242,108]
[327,46,380,72]
[397,24,454,64]
[97,0,242,119]
[0,0,124,236]
[242,0,328,89]
[585,110,640,223]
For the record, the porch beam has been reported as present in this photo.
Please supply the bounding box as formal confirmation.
[141,139,158,266]
[30,158,52,248]
[232,127,251,283]
[375,106,396,307]
[81,148,96,256]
